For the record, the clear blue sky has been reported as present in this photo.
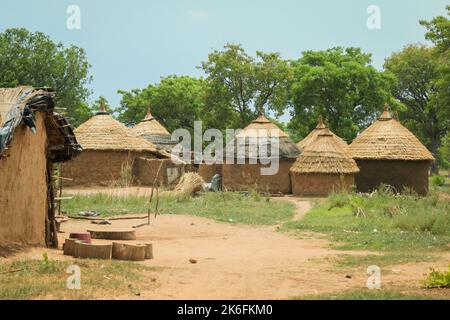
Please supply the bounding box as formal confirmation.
[0,0,448,119]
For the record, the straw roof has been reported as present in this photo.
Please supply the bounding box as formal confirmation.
[0,86,81,162]
[349,107,434,161]
[227,114,301,160]
[291,132,359,174]
[131,109,177,152]
[298,116,349,152]
[75,104,159,153]
[132,109,171,137]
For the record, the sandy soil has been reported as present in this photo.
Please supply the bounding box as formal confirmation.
[5,195,449,299]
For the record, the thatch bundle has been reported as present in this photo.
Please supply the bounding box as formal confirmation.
[349,108,434,161]
[172,172,204,196]
[226,114,300,160]
[297,116,348,152]
[75,105,158,153]
[131,109,177,152]
[291,133,359,174]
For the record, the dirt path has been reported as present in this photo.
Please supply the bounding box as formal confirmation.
[6,195,448,299]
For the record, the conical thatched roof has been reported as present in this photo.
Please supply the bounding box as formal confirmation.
[298,116,348,151]
[132,109,170,137]
[75,104,159,153]
[131,109,178,152]
[227,114,300,160]
[349,107,434,161]
[291,132,359,174]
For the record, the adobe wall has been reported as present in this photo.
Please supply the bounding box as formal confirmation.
[354,160,431,195]
[133,158,185,187]
[61,150,156,187]
[0,113,48,246]
[291,173,355,197]
[198,163,223,183]
[222,160,294,194]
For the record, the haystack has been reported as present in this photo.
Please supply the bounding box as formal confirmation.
[0,87,80,248]
[131,108,177,152]
[349,106,434,195]
[62,103,168,187]
[222,114,301,193]
[298,116,348,152]
[291,132,359,196]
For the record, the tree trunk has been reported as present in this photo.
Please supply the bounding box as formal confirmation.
[430,134,440,175]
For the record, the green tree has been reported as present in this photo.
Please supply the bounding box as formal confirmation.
[439,132,450,169]
[0,28,92,126]
[288,47,394,143]
[384,44,446,173]
[201,44,292,129]
[117,75,205,132]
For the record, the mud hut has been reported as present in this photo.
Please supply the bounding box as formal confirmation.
[298,116,349,152]
[131,108,177,152]
[222,114,301,193]
[0,87,80,249]
[62,103,169,187]
[291,132,359,196]
[349,107,434,195]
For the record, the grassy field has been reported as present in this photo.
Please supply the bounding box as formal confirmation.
[281,185,450,266]
[293,290,438,300]
[0,253,162,300]
[62,191,296,226]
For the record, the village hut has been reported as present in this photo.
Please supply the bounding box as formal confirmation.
[61,103,172,187]
[0,87,80,249]
[348,106,435,195]
[298,116,349,152]
[291,132,359,196]
[222,114,301,193]
[131,108,177,152]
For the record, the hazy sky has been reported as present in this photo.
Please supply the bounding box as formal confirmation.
[0,0,448,118]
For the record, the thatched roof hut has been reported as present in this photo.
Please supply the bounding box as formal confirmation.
[131,109,177,152]
[0,87,80,249]
[291,132,359,196]
[222,114,301,193]
[62,103,169,187]
[298,116,348,152]
[349,106,434,195]
[76,105,159,152]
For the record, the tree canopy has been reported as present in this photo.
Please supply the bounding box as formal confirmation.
[0,28,92,126]
[287,47,394,143]
[201,44,292,129]
[117,75,205,133]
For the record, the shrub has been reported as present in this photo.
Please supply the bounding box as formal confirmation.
[424,266,450,288]
[431,175,446,187]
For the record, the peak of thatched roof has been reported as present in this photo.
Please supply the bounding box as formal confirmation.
[349,108,434,161]
[75,113,159,153]
[298,116,348,152]
[291,133,359,174]
[131,109,170,137]
[228,114,300,160]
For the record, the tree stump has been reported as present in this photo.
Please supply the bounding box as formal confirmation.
[88,229,136,240]
[138,243,154,259]
[63,238,79,256]
[112,243,146,261]
[76,243,112,260]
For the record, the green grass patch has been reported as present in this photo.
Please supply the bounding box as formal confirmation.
[0,253,161,300]
[293,290,437,300]
[335,252,437,269]
[281,187,450,261]
[63,192,296,226]
[424,265,450,289]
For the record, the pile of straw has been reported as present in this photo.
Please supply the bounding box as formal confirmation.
[172,172,204,196]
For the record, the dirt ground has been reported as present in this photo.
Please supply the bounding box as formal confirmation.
[6,196,448,300]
